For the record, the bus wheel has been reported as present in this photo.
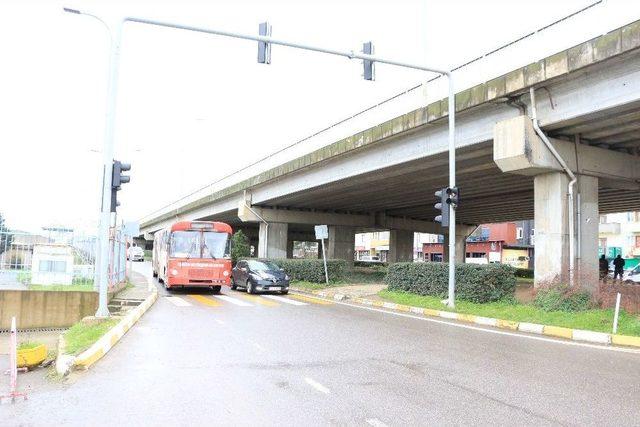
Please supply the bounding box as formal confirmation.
[211,285,221,294]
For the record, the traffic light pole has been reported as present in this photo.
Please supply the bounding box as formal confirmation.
[64,8,458,310]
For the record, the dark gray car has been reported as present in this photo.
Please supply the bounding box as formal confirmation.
[231,259,290,294]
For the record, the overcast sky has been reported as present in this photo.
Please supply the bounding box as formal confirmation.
[1,0,637,233]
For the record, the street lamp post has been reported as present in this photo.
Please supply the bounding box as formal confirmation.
[64,8,457,310]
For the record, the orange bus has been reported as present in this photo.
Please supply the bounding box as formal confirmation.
[152,220,233,293]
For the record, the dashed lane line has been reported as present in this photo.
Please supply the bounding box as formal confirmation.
[189,294,222,307]
[165,296,192,307]
[262,295,308,306]
[366,418,389,427]
[304,377,330,394]
[231,292,279,307]
[213,294,253,307]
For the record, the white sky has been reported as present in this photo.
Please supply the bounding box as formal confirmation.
[1,0,636,233]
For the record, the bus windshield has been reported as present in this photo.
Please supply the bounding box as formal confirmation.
[202,231,230,259]
[170,231,201,258]
[169,230,230,259]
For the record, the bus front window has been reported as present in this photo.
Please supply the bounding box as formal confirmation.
[203,232,230,259]
[170,231,200,258]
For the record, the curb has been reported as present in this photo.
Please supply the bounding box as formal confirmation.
[290,287,640,349]
[56,289,158,375]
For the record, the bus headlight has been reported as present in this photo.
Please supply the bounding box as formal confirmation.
[222,271,229,277]
[171,269,179,276]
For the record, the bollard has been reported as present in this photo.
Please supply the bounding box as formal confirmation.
[612,292,621,334]
[1,317,27,403]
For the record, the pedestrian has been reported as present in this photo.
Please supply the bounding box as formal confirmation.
[613,254,625,281]
[599,254,609,281]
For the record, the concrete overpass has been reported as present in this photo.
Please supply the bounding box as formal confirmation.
[140,19,640,290]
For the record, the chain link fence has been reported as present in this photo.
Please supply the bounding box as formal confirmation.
[0,228,128,291]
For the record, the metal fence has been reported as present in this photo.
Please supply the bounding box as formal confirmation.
[0,228,128,291]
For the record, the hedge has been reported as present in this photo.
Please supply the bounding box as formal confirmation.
[265,258,347,283]
[354,261,388,268]
[385,262,516,303]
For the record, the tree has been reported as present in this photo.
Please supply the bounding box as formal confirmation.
[230,230,251,264]
[0,212,12,257]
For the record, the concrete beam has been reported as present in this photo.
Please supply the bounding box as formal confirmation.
[239,203,444,234]
[494,115,640,182]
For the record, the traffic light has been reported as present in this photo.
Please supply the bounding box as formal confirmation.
[434,187,459,227]
[257,22,272,64]
[111,160,131,213]
[434,188,449,227]
[363,41,374,81]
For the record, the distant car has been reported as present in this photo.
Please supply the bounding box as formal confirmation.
[231,260,290,294]
[127,245,145,262]
[358,255,382,263]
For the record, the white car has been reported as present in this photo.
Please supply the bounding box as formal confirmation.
[624,265,640,283]
[127,245,145,262]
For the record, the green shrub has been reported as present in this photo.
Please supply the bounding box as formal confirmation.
[230,230,251,263]
[515,268,534,278]
[385,262,516,303]
[534,285,593,312]
[266,258,347,283]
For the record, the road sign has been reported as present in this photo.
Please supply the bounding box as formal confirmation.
[314,225,328,240]
[123,221,140,237]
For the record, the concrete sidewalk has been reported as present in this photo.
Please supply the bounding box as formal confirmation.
[116,270,154,301]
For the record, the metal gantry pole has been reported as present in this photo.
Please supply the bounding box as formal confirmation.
[65,8,458,307]
[95,20,123,317]
[446,74,456,308]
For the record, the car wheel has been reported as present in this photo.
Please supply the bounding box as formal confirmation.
[246,280,254,294]
[280,290,289,295]
[230,277,237,290]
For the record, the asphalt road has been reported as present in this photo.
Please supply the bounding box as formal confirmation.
[5,262,640,426]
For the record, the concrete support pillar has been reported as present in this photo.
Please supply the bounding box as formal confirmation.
[534,172,569,286]
[388,230,414,263]
[258,222,288,259]
[443,225,475,263]
[287,240,294,259]
[327,225,355,262]
[576,175,599,292]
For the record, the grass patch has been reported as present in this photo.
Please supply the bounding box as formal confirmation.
[379,289,640,337]
[29,284,95,292]
[17,341,42,350]
[63,319,119,355]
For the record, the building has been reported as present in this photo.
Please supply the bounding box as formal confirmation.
[422,221,535,269]
[599,212,640,266]
[355,232,438,262]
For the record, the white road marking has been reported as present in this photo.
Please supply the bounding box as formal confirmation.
[213,294,253,307]
[214,319,226,325]
[263,295,308,306]
[329,300,640,354]
[366,418,389,427]
[304,377,330,394]
[166,297,191,307]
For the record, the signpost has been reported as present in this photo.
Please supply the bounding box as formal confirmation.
[315,225,329,285]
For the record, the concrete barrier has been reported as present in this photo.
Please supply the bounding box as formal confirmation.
[0,291,98,329]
